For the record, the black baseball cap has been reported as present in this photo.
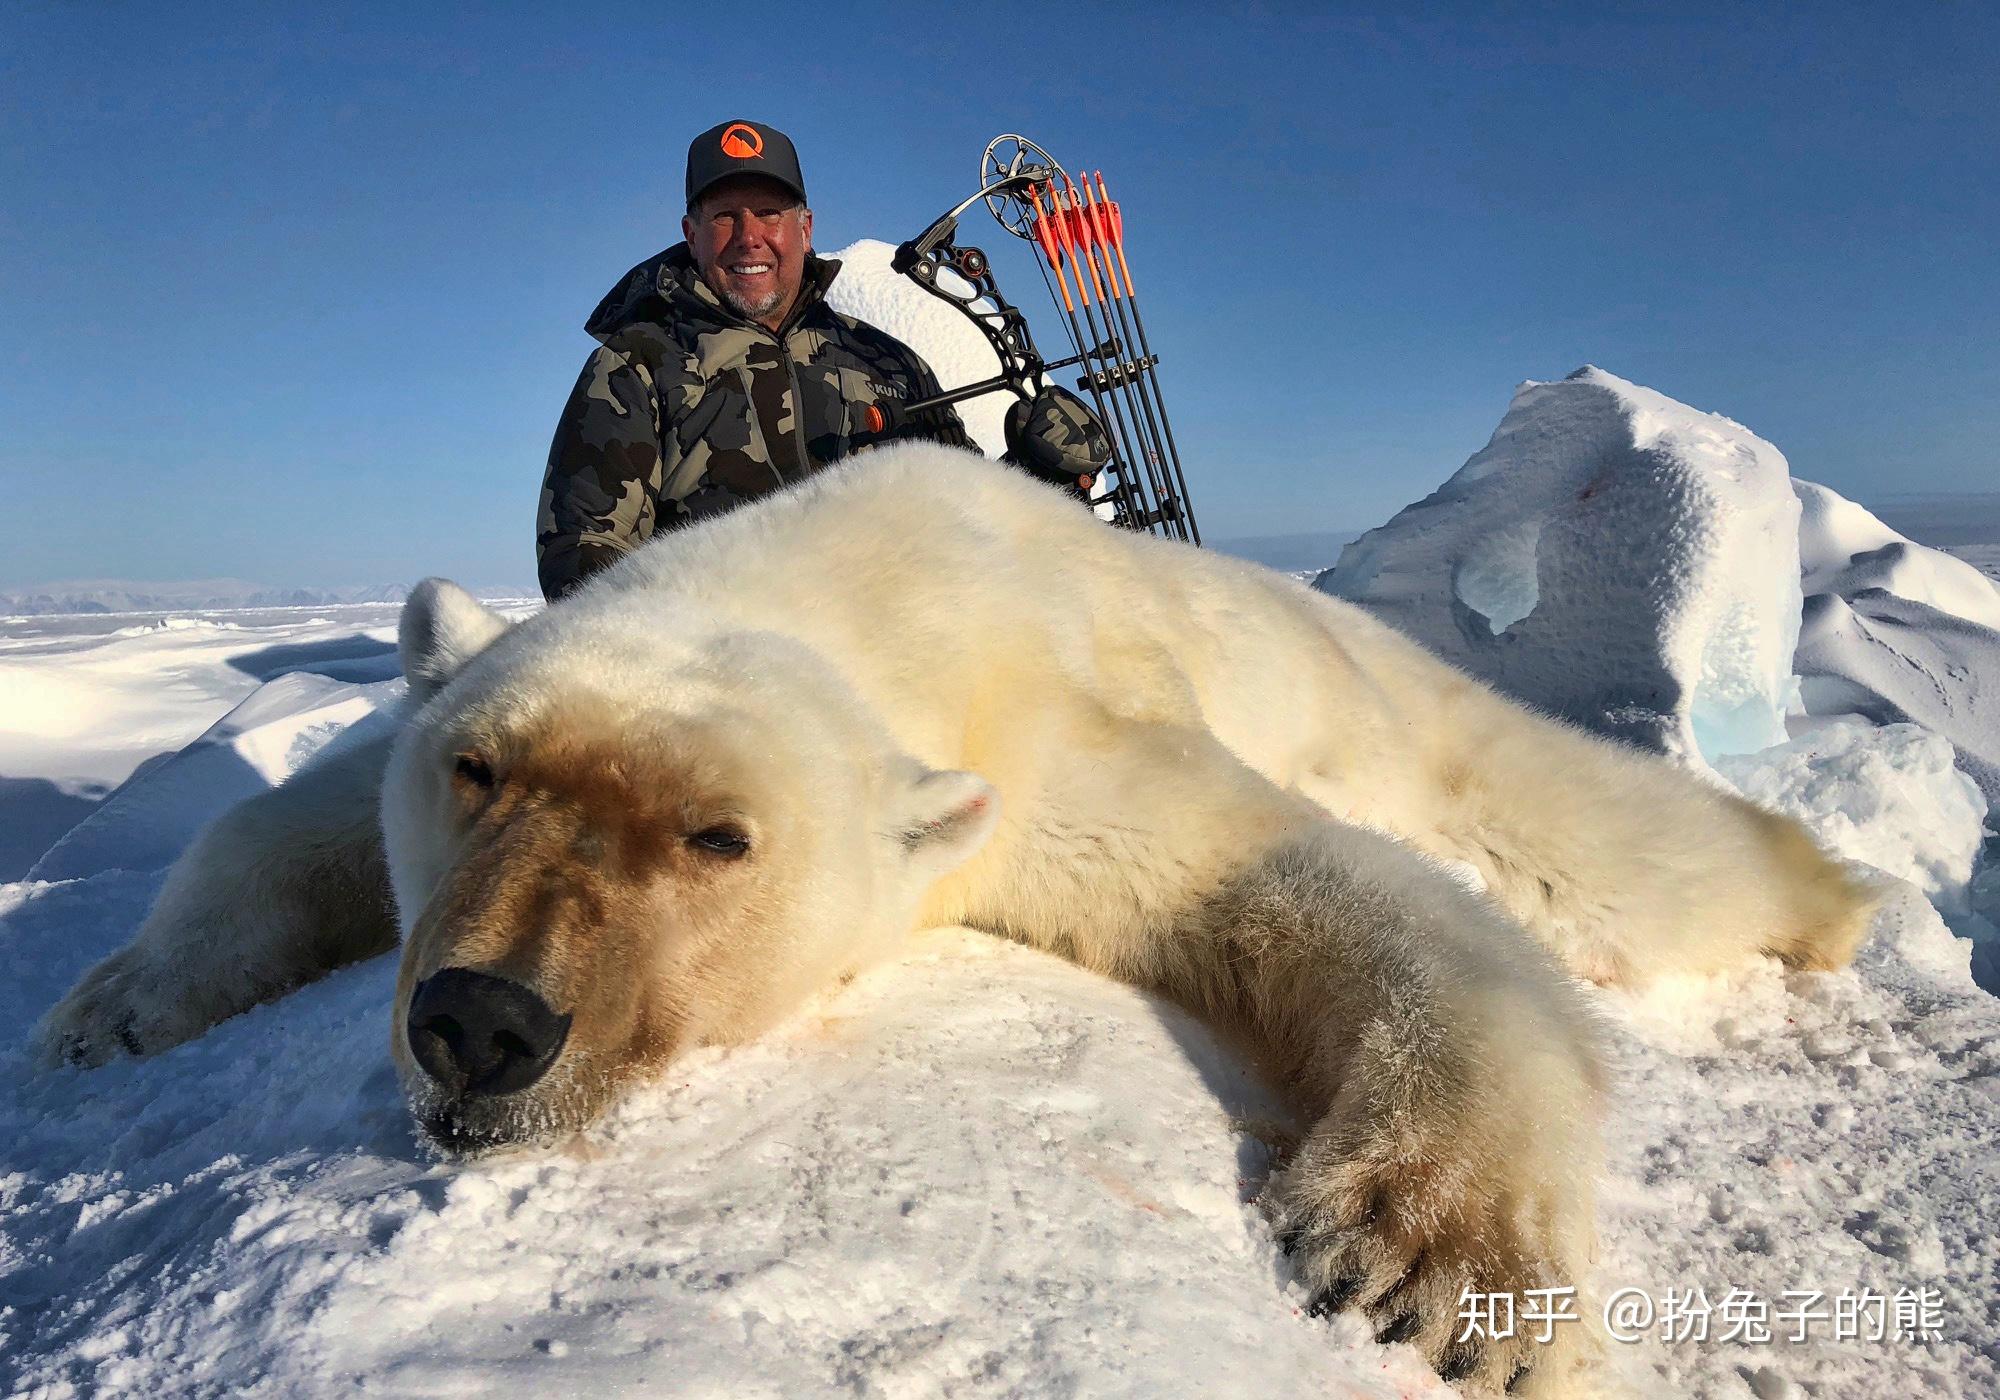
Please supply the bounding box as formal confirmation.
[685,120,807,208]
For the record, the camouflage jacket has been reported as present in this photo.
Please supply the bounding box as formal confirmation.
[536,244,977,600]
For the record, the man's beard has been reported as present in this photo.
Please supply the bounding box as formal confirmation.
[722,283,786,320]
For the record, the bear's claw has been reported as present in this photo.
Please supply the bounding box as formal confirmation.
[1437,1345,1480,1382]
[1267,1126,1592,1396]
[1374,1310,1419,1346]
[1304,1273,1363,1317]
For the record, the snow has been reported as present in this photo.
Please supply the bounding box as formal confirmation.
[1715,720,1986,914]
[5,369,2000,1396]
[1597,883,1999,1398]
[1315,366,1805,765]
[28,672,402,884]
[1790,481,2000,807]
[824,239,1010,458]
[1796,482,2000,632]
[0,603,534,884]
[0,608,399,882]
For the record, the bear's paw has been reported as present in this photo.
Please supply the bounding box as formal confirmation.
[34,946,212,1068]
[1267,1104,1597,1395]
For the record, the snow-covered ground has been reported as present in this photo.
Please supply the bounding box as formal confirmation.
[3,600,1997,1398]
[5,344,1999,1392]
[0,607,402,883]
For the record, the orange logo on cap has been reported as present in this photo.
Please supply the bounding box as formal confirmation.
[720,123,763,159]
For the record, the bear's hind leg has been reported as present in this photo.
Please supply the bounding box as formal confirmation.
[1409,707,1880,986]
[1739,802,1877,972]
[36,732,399,1068]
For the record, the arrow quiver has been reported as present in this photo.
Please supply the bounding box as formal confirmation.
[890,135,1201,544]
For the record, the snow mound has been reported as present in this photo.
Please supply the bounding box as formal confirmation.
[1790,480,2000,806]
[823,239,1008,457]
[108,617,245,636]
[1315,366,1803,764]
[29,674,403,882]
[1798,482,2000,631]
[1715,720,1986,913]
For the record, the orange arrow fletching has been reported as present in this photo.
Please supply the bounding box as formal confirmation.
[1041,182,1093,306]
[1080,181,1121,299]
[1030,209,1062,268]
[1095,173,1124,247]
[1063,178,1095,247]
[1028,184,1078,313]
[1094,172,1137,297]
[1065,178,1110,301]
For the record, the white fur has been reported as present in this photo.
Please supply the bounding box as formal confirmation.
[37,445,1874,1395]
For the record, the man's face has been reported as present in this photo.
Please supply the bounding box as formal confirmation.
[682,175,814,330]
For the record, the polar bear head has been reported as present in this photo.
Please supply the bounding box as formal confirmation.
[380,579,1000,1153]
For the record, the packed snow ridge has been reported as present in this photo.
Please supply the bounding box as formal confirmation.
[2,254,1998,1396]
[1314,364,2000,809]
[1793,481,2000,805]
[1318,366,1806,762]
[1316,363,2000,983]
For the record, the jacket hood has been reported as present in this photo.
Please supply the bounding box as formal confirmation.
[583,243,844,344]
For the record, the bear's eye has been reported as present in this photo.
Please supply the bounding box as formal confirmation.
[688,826,750,858]
[453,752,495,789]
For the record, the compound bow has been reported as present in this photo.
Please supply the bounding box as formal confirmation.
[888,135,1200,544]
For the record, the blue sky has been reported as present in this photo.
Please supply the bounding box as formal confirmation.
[3,3,1995,589]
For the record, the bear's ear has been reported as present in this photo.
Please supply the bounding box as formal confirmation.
[887,767,1001,878]
[399,578,511,703]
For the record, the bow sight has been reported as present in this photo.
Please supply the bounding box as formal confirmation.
[890,135,1200,544]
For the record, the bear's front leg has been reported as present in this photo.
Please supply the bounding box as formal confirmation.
[36,732,399,1068]
[1211,825,1604,1395]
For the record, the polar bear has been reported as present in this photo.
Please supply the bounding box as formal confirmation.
[38,445,1873,1394]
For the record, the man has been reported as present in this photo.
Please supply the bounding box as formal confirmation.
[536,118,1107,601]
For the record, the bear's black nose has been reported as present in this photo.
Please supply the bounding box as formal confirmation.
[406,968,572,1098]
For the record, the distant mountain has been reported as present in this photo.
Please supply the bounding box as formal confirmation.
[0,580,532,616]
